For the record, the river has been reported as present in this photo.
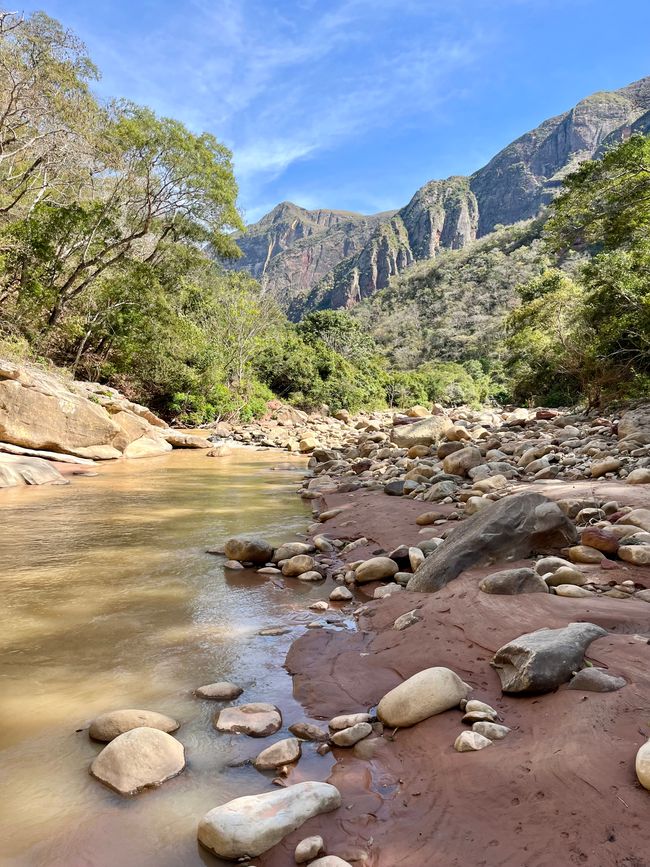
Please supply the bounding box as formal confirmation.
[0,448,337,867]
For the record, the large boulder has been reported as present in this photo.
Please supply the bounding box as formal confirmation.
[223,536,274,564]
[90,727,185,795]
[197,781,341,859]
[618,405,650,443]
[491,622,607,693]
[355,557,399,583]
[89,708,180,742]
[377,667,471,727]
[479,568,549,595]
[0,453,65,488]
[408,492,577,593]
[391,415,453,448]
[442,446,482,477]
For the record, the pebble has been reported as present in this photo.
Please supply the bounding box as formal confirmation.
[454,731,493,752]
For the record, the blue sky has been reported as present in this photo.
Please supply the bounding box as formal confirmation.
[22,0,650,223]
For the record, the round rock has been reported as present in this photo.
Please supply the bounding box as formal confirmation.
[90,726,185,795]
[223,536,273,564]
[378,667,471,728]
[88,709,179,742]
[295,835,325,863]
[254,737,301,770]
[355,557,399,583]
[196,682,243,701]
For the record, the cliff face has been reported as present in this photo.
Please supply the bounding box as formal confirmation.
[228,76,650,316]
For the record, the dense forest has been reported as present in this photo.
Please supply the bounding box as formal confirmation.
[1,10,648,421]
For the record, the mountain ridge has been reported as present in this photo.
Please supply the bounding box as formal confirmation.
[227,75,650,317]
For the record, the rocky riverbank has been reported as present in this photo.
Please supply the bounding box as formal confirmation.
[203,401,650,865]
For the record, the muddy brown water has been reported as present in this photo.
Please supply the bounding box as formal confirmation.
[0,448,339,867]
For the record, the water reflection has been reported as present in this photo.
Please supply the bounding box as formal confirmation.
[0,449,334,867]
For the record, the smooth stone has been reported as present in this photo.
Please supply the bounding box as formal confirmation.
[554,584,593,598]
[454,731,492,752]
[568,545,604,564]
[310,600,329,611]
[289,722,329,742]
[273,542,313,561]
[295,835,325,863]
[254,737,301,770]
[626,468,650,484]
[377,667,471,728]
[580,527,620,554]
[491,622,607,693]
[196,682,243,701]
[374,584,404,598]
[355,557,399,583]
[462,711,495,723]
[329,712,371,731]
[88,709,179,742]
[567,668,626,692]
[409,546,425,571]
[416,511,444,526]
[534,556,574,575]
[636,739,650,790]
[472,721,510,740]
[197,781,342,859]
[330,586,353,601]
[282,554,317,576]
[215,703,282,737]
[309,858,353,867]
[330,722,372,746]
[464,699,498,718]
[297,570,325,582]
[619,545,650,566]
[545,566,587,587]
[591,458,622,477]
[90,727,185,795]
[223,536,273,564]
[621,509,650,533]
[479,567,548,595]
[393,609,421,630]
[224,559,244,570]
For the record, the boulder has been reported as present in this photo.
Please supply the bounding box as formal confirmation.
[355,557,399,583]
[377,667,471,728]
[442,446,482,476]
[567,668,626,692]
[122,435,172,458]
[90,727,185,795]
[214,703,282,737]
[165,432,211,449]
[627,468,650,485]
[618,405,650,442]
[491,622,607,693]
[391,415,453,448]
[196,682,243,700]
[408,492,577,593]
[479,567,548,595]
[545,566,587,587]
[223,536,274,564]
[254,737,302,770]
[197,781,341,860]
[89,708,180,742]
[0,453,65,488]
[619,545,650,566]
[591,458,621,478]
[282,554,317,576]
[622,509,650,533]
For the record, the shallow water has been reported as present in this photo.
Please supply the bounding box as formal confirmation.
[0,448,336,867]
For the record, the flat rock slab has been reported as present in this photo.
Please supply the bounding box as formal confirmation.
[197,781,341,859]
[89,708,180,742]
[90,726,185,795]
[215,703,282,737]
[567,668,626,692]
[491,622,607,693]
[196,682,243,700]
[408,491,577,592]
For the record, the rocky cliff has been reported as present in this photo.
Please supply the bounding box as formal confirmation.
[228,76,650,316]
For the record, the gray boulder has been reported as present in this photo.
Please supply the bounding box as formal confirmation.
[408,492,577,593]
[479,567,549,595]
[491,622,607,693]
[391,415,452,448]
[567,668,626,692]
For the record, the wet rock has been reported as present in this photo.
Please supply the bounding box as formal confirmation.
[273,542,313,561]
[224,559,244,570]
[88,709,179,742]
[377,667,471,727]
[224,536,273,564]
[472,721,510,740]
[207,445,232,457]
[297,570,325,582]
[491,622,607,693]
[295,835,325,863]
[330,722,372,746]
[329,712,371,730]
[282,554,317,576]
[197,781,341,859]
[454,731,492,752]
[355,556,399,583]
[254,737,301,770]
[567,668,626,692]
[408,492,577,593]
[289,722,329,742]
[329,586,353,601]
[0,454,65,488]
[90,727,185,795]
[215,703,282,737]
[195,682,243,701]
[479,567,548,595]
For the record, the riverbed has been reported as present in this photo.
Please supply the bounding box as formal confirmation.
[0,448,336,867]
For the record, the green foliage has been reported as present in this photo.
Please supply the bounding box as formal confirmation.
[297,310,376,361]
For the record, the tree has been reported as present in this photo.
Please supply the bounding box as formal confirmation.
[297,309,376,361]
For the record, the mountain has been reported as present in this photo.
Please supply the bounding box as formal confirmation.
[227,76,650,317]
